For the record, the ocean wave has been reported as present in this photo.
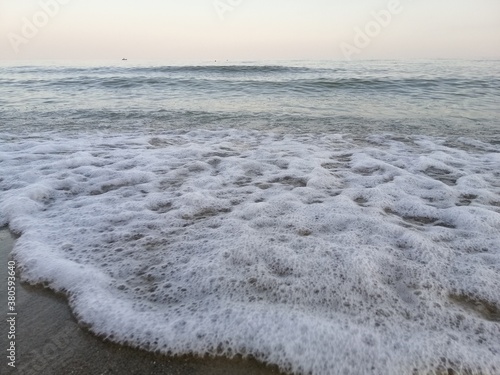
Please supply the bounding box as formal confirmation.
[4,72,499,97]
[130,65,313,74]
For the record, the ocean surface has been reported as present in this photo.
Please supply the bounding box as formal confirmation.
[1,60,499,374]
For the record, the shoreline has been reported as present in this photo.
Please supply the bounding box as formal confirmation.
[0,228,284,375]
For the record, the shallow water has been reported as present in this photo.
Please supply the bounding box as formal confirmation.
[1,59,499,139]
[1,60,499,375]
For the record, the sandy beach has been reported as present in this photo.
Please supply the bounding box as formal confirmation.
[0,228,284,375]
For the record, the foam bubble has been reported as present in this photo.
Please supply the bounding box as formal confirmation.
[1,130,499,375]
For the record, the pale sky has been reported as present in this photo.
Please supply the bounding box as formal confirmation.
[1,0,499,60]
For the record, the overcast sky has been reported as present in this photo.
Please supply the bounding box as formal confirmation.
[1,0,499,60]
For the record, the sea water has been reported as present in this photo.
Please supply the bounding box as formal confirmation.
[1,60,499,374]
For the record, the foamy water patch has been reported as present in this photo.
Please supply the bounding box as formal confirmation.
[1,130,499,375]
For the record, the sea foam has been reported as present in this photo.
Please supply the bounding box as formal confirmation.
[1,130,499,375]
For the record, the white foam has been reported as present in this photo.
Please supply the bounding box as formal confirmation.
[1,130,499,375]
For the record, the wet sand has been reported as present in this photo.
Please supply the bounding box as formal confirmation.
[0,228,285,375]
